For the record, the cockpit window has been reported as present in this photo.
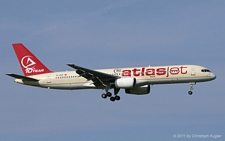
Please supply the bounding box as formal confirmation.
[201,69,211,72]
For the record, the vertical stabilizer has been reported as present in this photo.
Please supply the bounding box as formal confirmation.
[12,43,52,76]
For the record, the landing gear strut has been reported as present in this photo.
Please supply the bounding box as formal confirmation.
[188,82,196,95]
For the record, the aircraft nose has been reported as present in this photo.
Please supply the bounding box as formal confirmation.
[211,73,216,80]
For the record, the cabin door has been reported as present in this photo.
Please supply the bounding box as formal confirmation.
[191,68,196,76]
[47,75,51,83]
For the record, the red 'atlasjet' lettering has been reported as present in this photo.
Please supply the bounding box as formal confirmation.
[170,67,179,74]
[122,66,187,77]
[156,68,166,75]
[146,68,155,76]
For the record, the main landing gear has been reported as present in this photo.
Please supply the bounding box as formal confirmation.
[101,92,120,102]
[188,82,196,95]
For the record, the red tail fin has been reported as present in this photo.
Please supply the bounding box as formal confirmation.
[12,43,52,76]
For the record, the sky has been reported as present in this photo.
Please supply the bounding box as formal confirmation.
[0,0,224,140]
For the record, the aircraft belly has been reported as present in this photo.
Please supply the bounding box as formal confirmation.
[20,80,41,86]
[41,82,96,90]
[138,76,213,85]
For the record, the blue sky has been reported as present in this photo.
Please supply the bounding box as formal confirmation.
[0,0,224,140]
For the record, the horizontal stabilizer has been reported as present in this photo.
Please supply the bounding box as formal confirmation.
[6,73,39,81]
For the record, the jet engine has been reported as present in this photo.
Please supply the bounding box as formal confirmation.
[115,77,136,88]
[125,85,150,95]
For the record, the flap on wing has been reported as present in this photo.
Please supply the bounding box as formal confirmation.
[67,64,119,80]
[67,64,119,87]
[6,73,39,81]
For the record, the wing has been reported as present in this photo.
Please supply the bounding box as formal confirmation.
[6,73,39,81]
[67,64,119,88]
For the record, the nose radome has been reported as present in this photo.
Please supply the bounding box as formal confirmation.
[211,73,216,80]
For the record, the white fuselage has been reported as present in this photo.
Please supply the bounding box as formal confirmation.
[14,65,216,90]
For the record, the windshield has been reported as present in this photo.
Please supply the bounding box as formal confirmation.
[201,69,211,72]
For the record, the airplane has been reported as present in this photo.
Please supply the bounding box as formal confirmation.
[7,43,216,102]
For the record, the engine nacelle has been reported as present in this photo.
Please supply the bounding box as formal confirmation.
[115,77,136,88]
[125,85,150,95]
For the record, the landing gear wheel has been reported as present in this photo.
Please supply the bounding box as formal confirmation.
[106,92,112,97]
[101,94,107,99]
[115,95,120,101]
[188,91,193,95]
[110,97,116,102]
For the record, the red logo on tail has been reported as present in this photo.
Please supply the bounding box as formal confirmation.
[12,43,52,76]
[21,56,36,68]
[21,56,45,74]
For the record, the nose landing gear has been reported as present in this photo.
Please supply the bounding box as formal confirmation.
[188,82,196,95]
[188,91,193,95]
